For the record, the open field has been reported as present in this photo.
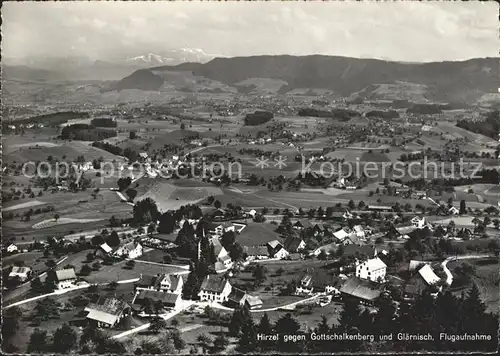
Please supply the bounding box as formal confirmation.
[32,217,105,229]
[4,200,47,212]
[84,260,188,284]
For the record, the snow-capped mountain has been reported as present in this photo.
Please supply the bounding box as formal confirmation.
[125,48,227,66]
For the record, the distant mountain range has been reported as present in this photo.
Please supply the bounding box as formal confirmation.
[3,53,498,105]
[111,55,498,104]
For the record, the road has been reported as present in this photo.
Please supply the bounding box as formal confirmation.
[441,253,492,286]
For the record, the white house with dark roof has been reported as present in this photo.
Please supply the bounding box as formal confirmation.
[85,296,131,328]
[9,266,32,282]
[55,268,77,289]
[411,216,426,229]
[273,247,290,260]
[6,244,18,253]
[418,264,441,285]
[355,257,387,283]
[198,275,232,303]
[113,241,143,259]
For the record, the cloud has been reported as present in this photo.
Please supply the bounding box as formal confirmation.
[1,1,498,62]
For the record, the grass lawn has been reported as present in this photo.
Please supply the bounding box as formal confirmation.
[139,249,191,266]
[84,260,187,284]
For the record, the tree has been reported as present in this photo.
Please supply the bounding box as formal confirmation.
[108,281,119,290]
[237,315,258,353]
[158,212,176,234]
[150,316,166,333]
[163,254,173,264]
[214,200,222,209]
[207,196,215,205]
[182,269,201,300]
[107,231,120,247]
[275,313,302,352]
[117,177,132,192]
[54,213,60,222]
[129,131,137,139]
[229,306,251,336]
[91,234,105,246]
[52,323,78,353]
[126,260,136,269]
[339,298,362,332]
[92,261,102,270]
[459,200,467,215]
[212,331,229,353]
[252,264,267,286]
[79,264,92,276]
[86,252,95,262]
[2,306,21,347]
[197,334,212,354]
[221,230,236,248]
[45,259,56,269]
[27,328,49,353]
[257,313,273,351]
[133,198,160,225]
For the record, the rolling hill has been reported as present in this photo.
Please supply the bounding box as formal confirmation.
[114,55,498,104]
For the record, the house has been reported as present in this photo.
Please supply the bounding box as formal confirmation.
[367,205,393,212]
[417,264,441,285]
[403,275,429,300]
[293,219,313,230]
[273,247,290,260]
[134,289,182,311]
[211,238,233,268]
[266,240,283,256]
[55,268,77,289]
[355,257,387,282]
[245,295,263,309]
[283,237,306,253]
[333,228,350,242]
[448,206,459,215]
[247,209,257,218]
[411,216,426,229]
[296,274,314,295]
[342,209,354,220]
[244,246,269,261]
[135,273,183,294]
[85,297,131,328]
[198,275,232,303]
[113,241,143,259]
[312,223,331,237]
[339,277,384,305]
[96,243,114,258]
[226,287,249,308]
[208,222,235,237]
[9,266,32,282]
[352,225,366,238]
[6,244,18,253]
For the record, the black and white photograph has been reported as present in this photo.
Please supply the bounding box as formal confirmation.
[1,1,499,354]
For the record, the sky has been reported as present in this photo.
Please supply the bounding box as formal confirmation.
[2,1,498,62]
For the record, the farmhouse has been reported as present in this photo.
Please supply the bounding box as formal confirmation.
[6,244,18,253]
[209,222,236,237]
[135,273,183,294]
[113,241,143,259]
[355,257,387,282]
[244,246,269,261]
[293,219,313,230]
[417,264,441,285]
[226,287,249,308]
[411,216,426,229]
[198,275,232,303]
[333,228,350,242]
[266,240,283,255]
[134,290,182,311]
[55,268,77,289]
[245,295,263,309]
[9,266,32,282]
[85,297,131,328]
[273,247,290,260]
[367,205,393,212]
[283,237,306,253]
[340,277,384,305]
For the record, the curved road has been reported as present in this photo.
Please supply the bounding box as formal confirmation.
[441,254,491,286]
